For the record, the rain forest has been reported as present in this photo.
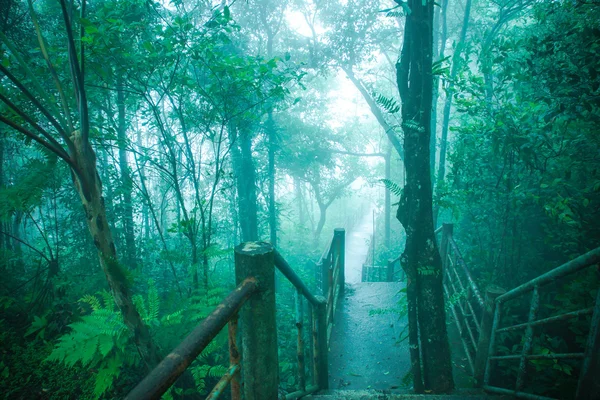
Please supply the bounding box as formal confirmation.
[0,0,599,399]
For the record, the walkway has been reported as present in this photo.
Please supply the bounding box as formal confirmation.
[327,211,411,390]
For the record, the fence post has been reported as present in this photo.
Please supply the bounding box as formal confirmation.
[387,259,394,282]
[234,242,278,400]
[315,296,329,390]
[440,223,453,273]
[474,286,505,387]
[322,255,330,297]
[334,228,345,294]
[576,285,600,399]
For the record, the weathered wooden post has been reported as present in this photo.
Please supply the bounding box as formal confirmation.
[314,296,329,390]
[321,256,330,297]
[387,259,394,282]
[474,286,505,386]
[334,228,345,294]
[234,242,278,400]
[440,223,453,273]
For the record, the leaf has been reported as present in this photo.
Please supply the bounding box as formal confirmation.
[372,91,400,114]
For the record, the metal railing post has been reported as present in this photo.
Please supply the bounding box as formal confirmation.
[315,296,329,390]
[441,223,453,274]
[576,284,600,400]
[334,228,345,294]
[474,286,505,387]
[234,242,278,400]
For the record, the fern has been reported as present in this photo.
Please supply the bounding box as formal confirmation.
[80,294,102,312]
[372,91,400,114]
[147,280,160,322]
[380,178,403,197]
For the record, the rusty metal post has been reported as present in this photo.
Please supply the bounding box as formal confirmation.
[228,315,241,400]
[387,259,394,282]
[296,289,306,391]
[474,286,505,387]
[234,242,278,400]
[334,228,345,294]
[315,295,329,390]
[440,223,453,274]
[576,285,600,400]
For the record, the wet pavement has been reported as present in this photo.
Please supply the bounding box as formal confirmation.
[346,210,375,284]
[328,282,410,390]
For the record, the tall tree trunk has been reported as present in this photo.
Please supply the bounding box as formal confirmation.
[295,177,305,227]
[430,0,448,188]
[384,144,391,249]
[230,125,259,241]
[267,113,277,246]
[314,202,327,247]
[396,0,454,393]
[117,76,137,270]
[435,0,472,221]
[69,131,160,370]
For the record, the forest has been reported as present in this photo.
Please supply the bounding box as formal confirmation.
[0,0,599,399]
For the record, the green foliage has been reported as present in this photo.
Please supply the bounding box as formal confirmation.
[372,91,400,114]
[46,292,132,399]
[380,178,403,197]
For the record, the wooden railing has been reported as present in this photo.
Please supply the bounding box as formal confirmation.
[126,229,345,400]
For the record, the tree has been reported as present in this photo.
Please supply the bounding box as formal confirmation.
[0,2,160,368]
[395,0,454,392]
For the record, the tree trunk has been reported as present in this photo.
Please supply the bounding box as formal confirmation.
[267,113,277,247]
[117,76,137,270]
[384,144,391,249]
[69,131,160,370]
[435,0,472,221]
[430,0,448,188]
[396,0,454,392]
[314,203,327,247]
[230,125,259,242]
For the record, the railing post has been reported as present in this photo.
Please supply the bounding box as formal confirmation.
[334,228,345,294]
[474,286,505,387]
[440,223,453,273]
[314,295,329,390]
[234,242,278,400]
[322,257,330,297]
[387,258,394,282]
[576,284,600,400]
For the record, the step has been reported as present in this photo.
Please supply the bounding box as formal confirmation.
[303,389,510,400]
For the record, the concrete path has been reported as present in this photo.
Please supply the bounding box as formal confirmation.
[346,210,374,284]
[328,282,411,390]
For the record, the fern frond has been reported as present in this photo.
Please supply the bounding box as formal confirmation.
[372,91,400,114]
[147,280,160,322]
[161,309,183,326]
[80,295,102,312]
[380,179,403,197]
[133,294,148,321]
[99,290,115,312]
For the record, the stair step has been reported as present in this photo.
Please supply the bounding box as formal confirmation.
[303,389,510,400]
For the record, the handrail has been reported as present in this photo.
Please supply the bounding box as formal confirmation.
[274,249,320,306]
[126,278,258,400]
[436,223,486,377]
[126,229,346,400]
[483,246,600,399]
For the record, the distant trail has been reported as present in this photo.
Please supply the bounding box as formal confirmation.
[345,209,374,284]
